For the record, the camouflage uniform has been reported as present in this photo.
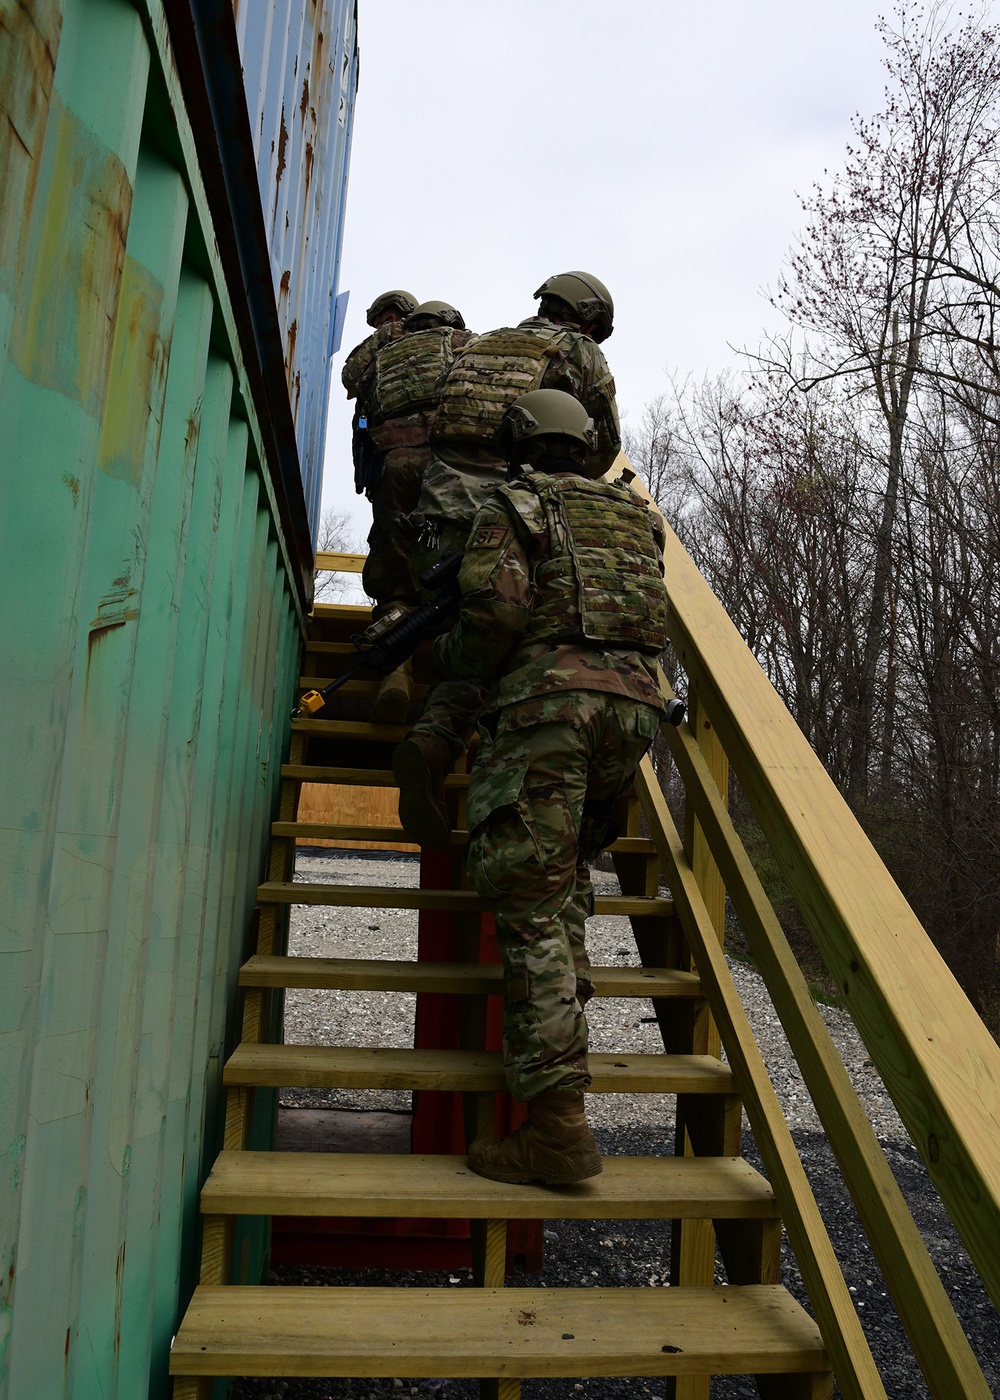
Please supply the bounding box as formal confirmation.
[341,320,403,402]
[414,317,618,550]
[408,314,622,747]
[357,322,476,612]
[430,467,668,1100]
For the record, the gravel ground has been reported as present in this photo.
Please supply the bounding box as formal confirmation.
[231,850,999,1400]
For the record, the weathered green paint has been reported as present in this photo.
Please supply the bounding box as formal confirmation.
[0,0,313,1391]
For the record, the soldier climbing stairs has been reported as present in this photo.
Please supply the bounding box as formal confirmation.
[170,579,840,1400]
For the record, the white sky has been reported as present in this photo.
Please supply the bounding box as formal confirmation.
[320,0,893,550]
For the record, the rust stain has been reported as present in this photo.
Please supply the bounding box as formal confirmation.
[275,106,288,186]
[113,1240,125,1356]
[286,318,297,374]
[87,610,138,652]
[300,76,309,122]
[10,96,133,414]
[304,139,314,193]
[184,411,200,454]
[88,568,139,657]
[279,267,290,304]
[62,472,79,504]
[97,254,166,484]
[0,0,62,292]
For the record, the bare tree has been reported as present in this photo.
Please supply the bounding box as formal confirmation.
[313,506,359,601]
[769,0,1000,796]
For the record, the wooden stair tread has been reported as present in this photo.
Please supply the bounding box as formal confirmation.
[299,675,430,693]
[257,881,675,918]
[280,764,471,787]
[240,954,700,999]
[297,677,379,695]
[202,1151,777,1219]
[275,821,419,844]
[291,718,408,740]
[223,1044,734,1094]
[303,640,367,655]
[311,602,371,619]
[170,1284,827,1378]
[275,822,657,856]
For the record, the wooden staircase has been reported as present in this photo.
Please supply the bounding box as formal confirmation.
[170,599,837,1399]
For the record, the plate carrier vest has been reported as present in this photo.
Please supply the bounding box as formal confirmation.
[499,472,669,656]
[431,325,572,446]
[370,326,463,422]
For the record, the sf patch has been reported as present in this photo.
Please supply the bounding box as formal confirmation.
[470,524,513,551]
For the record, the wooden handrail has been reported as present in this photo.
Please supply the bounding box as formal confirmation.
[653,681,993,1398]
[654,508,1000,1313]
[635,756,887,1400]
[315,550,366,573]
[607,457,1000,1320]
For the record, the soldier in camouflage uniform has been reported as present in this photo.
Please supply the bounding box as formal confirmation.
[341,288,418,404]
[395,274,623,788]
[412,270,620,566]
[404,389,669,1185]
[357,301,475,721]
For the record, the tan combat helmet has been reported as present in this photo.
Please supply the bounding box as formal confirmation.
[404,300,466,330]
[366,289,418,327]
[497,389,601,476]
[533,271,614,342]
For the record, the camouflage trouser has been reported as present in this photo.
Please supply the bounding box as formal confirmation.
[361,444,431,611]
[465,690,662,1101]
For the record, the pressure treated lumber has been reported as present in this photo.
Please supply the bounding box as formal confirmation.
[314,550,366,573]
[656,502,1000,1313]
[636,755,887,1400]
[271,822,658,856]
[223,1044,734,1095]
[239,954,701,999]
[280,763,470,787]
[291,718,409,741]
[202,1152,778,1220]
[296,677,379,696]
[303,639,363,655]
[657,688,996,1400]
[169,1285,829,1379]
[256,880,675,919]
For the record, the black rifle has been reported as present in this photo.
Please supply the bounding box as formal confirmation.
[294,551,463,718]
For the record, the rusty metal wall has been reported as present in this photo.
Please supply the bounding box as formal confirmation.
[234,0,359,532]
[0,0,332,1393]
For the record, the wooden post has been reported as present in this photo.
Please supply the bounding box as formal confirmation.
[671,685,730,1400]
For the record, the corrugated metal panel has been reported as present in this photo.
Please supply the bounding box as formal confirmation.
[0,0,336,1390]
[235,0,359,534]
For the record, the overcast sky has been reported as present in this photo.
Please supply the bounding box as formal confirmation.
[320,0,894,549]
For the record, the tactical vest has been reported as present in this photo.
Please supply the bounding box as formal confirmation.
[370,326,463,423]
[500,473,669,655]
[342,321,403,401]
[432,324,571,445]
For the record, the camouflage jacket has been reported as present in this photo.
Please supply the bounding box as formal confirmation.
[341,322,405,404]
[433,469,667,710]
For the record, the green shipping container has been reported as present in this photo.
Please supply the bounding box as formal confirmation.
[0,0,356,1394]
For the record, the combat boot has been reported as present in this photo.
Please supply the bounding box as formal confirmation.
[467,1089,602,1185]
[371,659,413,725]
[392,731,453,848]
